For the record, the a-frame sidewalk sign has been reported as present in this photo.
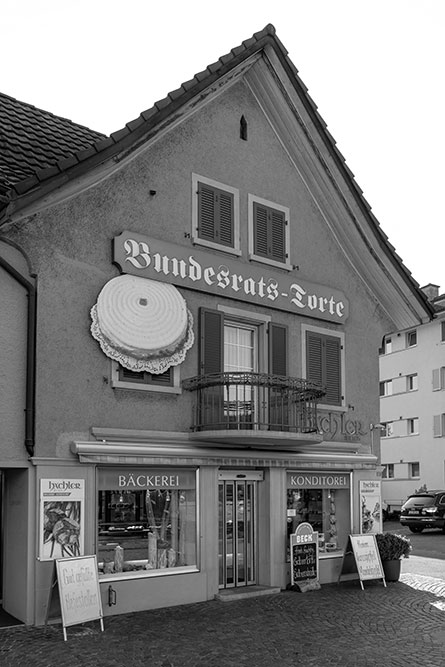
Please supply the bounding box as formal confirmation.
[45,555,104,640]
[338,534,386,589]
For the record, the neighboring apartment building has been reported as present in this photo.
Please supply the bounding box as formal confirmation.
[380,284,445,515]
[0,25,434,626]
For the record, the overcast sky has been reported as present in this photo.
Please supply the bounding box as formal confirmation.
[2,0,444,291]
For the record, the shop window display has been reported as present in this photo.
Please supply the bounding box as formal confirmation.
[286,483,350,559]
[97,468,197,577]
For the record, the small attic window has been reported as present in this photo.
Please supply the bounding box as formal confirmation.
[240,115,248,141]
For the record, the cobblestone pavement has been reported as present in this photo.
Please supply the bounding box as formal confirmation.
[2,571,445,667]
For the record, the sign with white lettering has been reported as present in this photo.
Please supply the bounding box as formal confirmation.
[113,231,349,323]
[290,522,319,585]
[55,556,104,640]
[287,472,350,489]
[39,479,85,561]
[338,535,385,590]
[97,467,196,490]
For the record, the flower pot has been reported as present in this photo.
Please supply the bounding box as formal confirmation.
[382,559,401,582]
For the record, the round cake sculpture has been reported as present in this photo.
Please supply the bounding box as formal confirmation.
[90,275,194,373]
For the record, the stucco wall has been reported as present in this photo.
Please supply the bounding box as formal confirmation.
[3,80,391,460]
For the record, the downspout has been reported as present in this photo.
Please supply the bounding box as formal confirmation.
[0,255,36,457]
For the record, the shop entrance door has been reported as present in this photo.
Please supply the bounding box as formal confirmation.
[218,475,258,589]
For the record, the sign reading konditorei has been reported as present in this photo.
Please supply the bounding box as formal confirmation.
[39,479,85,561]
[55,556,104,640]
[113,231,349,323]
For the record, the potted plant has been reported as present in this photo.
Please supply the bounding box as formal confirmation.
[375,532,411,581]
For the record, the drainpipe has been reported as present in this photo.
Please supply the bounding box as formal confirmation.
[0,255,36,458]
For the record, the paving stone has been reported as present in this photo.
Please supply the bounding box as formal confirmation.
[1,573,445,666]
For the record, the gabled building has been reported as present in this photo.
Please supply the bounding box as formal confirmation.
[380,284,445,516]
[0,25,434,625]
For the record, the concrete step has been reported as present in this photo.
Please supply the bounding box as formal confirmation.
[215,585,281,602]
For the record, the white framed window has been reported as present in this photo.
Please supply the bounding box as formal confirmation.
[111,362,181,394]
[383,337,392,354]
[382,422,394,438]
[407,374,418,392]
[192,174,240,255]
[407,418,419,435]
[248,194,292,270]
[441,320,445,342]
[432,367,445,391]
[433,414,445,438]
[406,330,417,347]
[409,462,420,478]
[382,464,394,479]
[379,380,393,396]
[97,467,198,579]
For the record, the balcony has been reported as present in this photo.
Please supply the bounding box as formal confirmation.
[182,372,325,448]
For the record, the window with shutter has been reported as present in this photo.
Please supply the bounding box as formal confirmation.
[198,182,234,247]
[433,414,445,438]
[111,362,180,393]
[305,329,342,406]
[248,194,290,269]
[192,175,240,254]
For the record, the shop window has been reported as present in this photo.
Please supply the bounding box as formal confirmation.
[407,374,418,392]
[286,472,351,558]
[111,362,181,394]
[304,326,343,406]
[248,194,291,269]
[97,467,197,578]
[192,174,240,254]
[406,329,417,347]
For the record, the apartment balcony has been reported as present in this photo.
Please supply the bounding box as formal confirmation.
[182,372,325,448]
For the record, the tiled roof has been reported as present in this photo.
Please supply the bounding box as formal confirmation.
[0,92,106,191]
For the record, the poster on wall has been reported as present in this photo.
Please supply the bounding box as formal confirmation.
[39,479,85,561]
[360,480,382,534]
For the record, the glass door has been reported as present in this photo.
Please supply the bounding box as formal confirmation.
[218,479,256,588]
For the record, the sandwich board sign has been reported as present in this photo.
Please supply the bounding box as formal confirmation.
[338,534,386,589]
[290,522,319,589]
[46,555,104,640]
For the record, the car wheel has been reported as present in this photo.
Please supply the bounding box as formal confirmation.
[409,526,424,533]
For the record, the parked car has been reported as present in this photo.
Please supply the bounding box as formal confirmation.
[399,491,445,533]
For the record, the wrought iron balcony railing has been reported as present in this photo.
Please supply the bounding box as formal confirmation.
[182,372,325,434]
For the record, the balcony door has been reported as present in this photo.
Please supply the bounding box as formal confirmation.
[218,475,257,588]
[224,321,258,428]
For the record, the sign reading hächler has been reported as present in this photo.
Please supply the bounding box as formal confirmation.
[113,231,349,323]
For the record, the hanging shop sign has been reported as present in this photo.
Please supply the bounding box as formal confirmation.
[287,472,350,489]
[113,231,349,324]
[98,467,197,490]
[338,534,385,590]
[39,479,85,561]
[360,480,383,534]
[290,522,319,586]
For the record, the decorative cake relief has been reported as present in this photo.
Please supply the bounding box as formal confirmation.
[90,275,194,374]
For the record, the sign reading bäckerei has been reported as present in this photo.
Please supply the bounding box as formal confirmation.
[113,231,349,323]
